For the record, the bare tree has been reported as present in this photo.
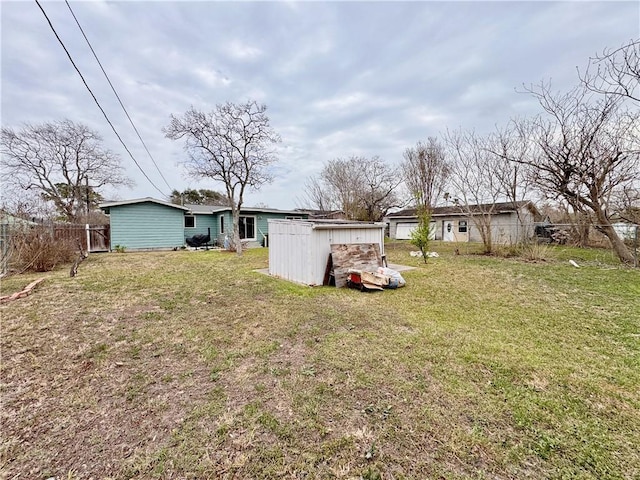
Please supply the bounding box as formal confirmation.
[301,176,335,212]
[485,122,539,243]
[581,39,640,103]
[305,156,402,221]
[1,120,130,222]
[320,157,363,219]
[612,185,640,224]
[401,137,450,210]
[510,82,639,264]
[357,157,404,221]
[164,101,280,255]
[445,129,509,253]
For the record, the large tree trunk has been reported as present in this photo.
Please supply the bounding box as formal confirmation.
[232,208,242,256]
[474,216,493,254]
[593,210,635,265]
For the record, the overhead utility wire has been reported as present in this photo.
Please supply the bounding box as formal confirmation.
[34,0,168,198]
[64,0,173,193]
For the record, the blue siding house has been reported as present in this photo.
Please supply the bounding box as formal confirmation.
[100,197,307,251]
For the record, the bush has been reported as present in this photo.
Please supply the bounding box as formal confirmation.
[520,242,553,262]
[11,226,76,272]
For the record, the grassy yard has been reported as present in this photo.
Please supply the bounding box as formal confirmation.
[1,242,639,479]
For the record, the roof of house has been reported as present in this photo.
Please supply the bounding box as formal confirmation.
[0,212,39,226]
[386,201,537,218]
[295,208,345,215]
[99,197,304,216]
[184,204,228,214]
[100,197,190,211]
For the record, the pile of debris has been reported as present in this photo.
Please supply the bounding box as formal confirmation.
[347,266,406,291]
[324,243,407,292]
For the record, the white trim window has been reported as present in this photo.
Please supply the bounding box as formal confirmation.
[185,215,196,228]
[219,214,225,234]
[239,216,256,240]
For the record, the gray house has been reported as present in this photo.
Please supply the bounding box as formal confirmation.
[386,201,541,244]
[100,197,307,251]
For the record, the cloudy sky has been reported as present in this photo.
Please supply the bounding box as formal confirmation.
[2,0,638,209]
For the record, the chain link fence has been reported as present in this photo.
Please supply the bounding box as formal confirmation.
[0,223,10,276]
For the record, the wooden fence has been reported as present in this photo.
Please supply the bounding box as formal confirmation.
[53,224,110,252]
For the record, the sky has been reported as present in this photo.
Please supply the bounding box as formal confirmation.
[2,0,639,210]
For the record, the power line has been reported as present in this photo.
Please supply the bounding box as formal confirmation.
[34,0,169,198]
[64,0,173,193]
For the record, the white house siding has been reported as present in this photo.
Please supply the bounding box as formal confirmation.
[389,207,537,244]
[268,219,385,286]
[487,211,536,244]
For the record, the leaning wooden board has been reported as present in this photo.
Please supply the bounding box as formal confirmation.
[330,243,383,288]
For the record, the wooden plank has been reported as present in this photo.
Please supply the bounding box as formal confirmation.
[330,243,382,288]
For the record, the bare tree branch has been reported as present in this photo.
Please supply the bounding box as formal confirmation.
[164,101,280,255]
[580,39,640,103]
[401,137,450,211]
[506,82,639,264]
[305,156,402,221]
[1,120,131,222]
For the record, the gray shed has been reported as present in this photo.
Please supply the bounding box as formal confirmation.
[268,219,386,286]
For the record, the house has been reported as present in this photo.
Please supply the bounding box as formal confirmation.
[268,219,386,286]
[386,201,542,244]
[99,197,308,251]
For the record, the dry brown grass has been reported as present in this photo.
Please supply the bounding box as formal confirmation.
[1,245,638,479]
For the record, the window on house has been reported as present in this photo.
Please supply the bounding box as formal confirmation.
[219,215,224,234]
[185,215,195,228]
[239,216,256,240]
[285,216,303,220]
[458,220,468,233]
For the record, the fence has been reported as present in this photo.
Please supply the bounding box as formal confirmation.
[53,224,110,252]
[0,223,110,276]
[0,223,9,276]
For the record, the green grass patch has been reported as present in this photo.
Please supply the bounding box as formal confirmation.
[1,245,638,478]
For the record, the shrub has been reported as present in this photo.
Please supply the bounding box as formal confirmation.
[11,226,76,272]
[494,244,520,258]
[520,242,553,262]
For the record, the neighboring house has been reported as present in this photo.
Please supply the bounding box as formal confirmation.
[386,201,542,244]
[612,222,639,242]
[0,212,39,228]
[99,197,308,251]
